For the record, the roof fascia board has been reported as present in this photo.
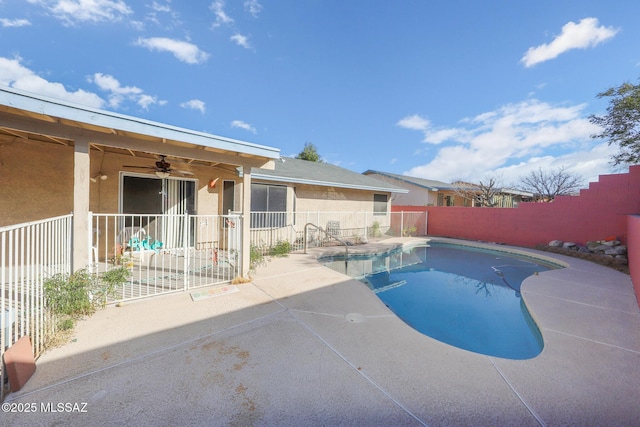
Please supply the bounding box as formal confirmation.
[364,170,454,192]
[250,173,408,193]
[0,86,280,160]
[0,113,274,168]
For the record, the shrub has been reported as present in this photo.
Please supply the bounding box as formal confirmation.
[269,240,291,257]
[44,266,131,318]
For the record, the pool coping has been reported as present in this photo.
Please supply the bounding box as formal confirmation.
[3,237,639,426]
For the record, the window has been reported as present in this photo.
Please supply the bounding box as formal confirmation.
[251,184,287,227]
[373,194,388,216]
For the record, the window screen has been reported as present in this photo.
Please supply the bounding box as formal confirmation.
[373,194,388,216]
[251,184,287,227]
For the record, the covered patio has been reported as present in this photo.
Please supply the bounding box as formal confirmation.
[0,85,280,277]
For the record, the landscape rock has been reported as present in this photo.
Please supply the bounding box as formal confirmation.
[548,237,628,266]
[615,245,627,255]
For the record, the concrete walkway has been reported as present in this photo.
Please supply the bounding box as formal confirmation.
[3,238,640,426]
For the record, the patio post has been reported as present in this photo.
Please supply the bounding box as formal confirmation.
[241,166,252,277]
[72,138,91,272]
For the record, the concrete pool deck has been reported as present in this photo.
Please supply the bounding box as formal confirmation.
[3,237,640,426]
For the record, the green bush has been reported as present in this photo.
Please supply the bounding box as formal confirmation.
[249,244,266,272]
[44,266,130,318]
[269,240,291,257]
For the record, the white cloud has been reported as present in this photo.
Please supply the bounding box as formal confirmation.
[136,94,163,110]
[0,56,104,107]
[230,33,251,49]
[88,72,163,110]
[397,114,430,131]
[210,0,233,27]
[180,99,206,114]
[150,1,171,13]
[0,18,31,28]
[244,0,262,18]
[231,120,256,134]
[402,99,607,184]
[494,142,618,187]
[135,37,210,64]
[27,0,133,25]
[521,17,619,67]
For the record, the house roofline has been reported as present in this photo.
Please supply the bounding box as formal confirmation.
[363,170,456,191]
[245,171,409,193]
[0,85,280,160]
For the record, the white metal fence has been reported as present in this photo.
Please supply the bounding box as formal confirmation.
[91,213,241,302]
[249,210,428,254]
[1,214,72,368]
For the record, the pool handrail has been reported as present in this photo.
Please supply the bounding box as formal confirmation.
[304,222,348,257]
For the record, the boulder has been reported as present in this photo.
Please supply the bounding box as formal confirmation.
[613,245,627,255]
[586,241,601,250]
[549,240,563,247]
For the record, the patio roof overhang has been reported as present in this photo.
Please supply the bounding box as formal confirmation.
[0,85,279,275]
[0,85,279,169]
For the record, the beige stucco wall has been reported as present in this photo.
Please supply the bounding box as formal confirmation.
[0,140,242,227]
[0,140,74,226]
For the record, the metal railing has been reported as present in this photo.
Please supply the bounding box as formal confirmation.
[91,213,241,302]
[303,223,349,257]
[249,210,428,255]
[1,214,72,367]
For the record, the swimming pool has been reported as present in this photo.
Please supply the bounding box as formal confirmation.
[321,243,560,360]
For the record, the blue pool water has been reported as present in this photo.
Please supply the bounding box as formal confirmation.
[321,243,559,360]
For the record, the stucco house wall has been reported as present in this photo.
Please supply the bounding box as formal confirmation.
[0,140,246,228]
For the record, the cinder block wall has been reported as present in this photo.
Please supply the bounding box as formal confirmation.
[628,215,640,307]
[392,165,640,307]
[394,165,640,246]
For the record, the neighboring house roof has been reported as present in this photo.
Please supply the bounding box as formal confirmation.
[363,170,458,191]
[0,85,280,167]
[249,158,407,193]
[365,170,534,198]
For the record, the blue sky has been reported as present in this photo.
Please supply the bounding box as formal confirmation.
[1,1,638,186]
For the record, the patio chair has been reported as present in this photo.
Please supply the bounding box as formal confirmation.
[324,221,342,246]
[116,226,147,262]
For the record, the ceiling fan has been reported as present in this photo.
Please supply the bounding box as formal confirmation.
[124,155,194,178]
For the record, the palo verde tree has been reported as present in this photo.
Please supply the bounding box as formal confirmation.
[517,167,583,202]
[589,78,640,166]
[296,142,323,162]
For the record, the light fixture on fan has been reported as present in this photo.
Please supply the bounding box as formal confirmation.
[155,171,170,178]
[90,173,108,182]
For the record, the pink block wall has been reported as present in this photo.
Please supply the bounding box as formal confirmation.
[392,165,640,307]
[628,215,640,308]
[394,165,640,246]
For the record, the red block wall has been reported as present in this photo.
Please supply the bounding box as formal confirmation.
[394,165,640,246]
[628,215,640,307]
[392,165,640,307]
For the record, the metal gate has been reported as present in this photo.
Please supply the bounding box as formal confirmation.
[91,213,241,302]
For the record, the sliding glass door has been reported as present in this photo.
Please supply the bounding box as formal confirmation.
[121,174,196,248]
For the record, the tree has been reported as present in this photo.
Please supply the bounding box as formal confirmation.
[589,79,640,166]
[296,142,322,162]
[453,174,504,207]
[517,167,583,202]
